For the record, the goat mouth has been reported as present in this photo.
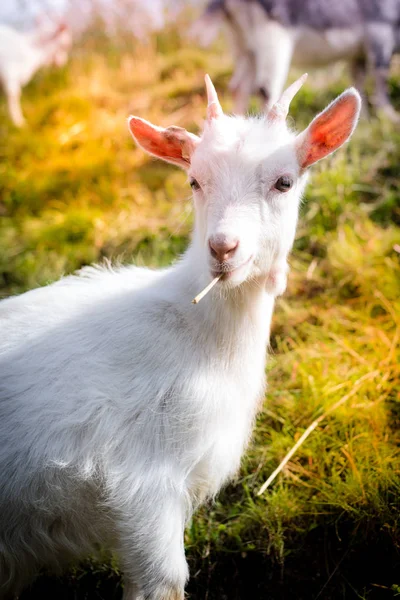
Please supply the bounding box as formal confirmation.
[212,256,253,281]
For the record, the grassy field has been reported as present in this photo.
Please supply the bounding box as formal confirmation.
[1,15,400,600]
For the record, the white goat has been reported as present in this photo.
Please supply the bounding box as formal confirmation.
[0,18,71,127]
[0,75,360,599]
[196,0,400,119]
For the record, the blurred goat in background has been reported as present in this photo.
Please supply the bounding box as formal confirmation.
[195,0,400,120]
[0,14,72,127]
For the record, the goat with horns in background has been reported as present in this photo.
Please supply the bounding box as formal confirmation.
[195,0,400,120]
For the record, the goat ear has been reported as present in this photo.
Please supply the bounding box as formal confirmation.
[128,116,200,169]
[296,89,361,169]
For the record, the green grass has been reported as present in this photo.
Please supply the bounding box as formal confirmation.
[1,17,400,600]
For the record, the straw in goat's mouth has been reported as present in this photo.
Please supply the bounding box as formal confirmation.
[191,275,222,304]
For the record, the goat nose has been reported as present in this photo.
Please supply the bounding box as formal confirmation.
[209,237,239,262]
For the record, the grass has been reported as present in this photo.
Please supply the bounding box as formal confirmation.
[1,14,400,600]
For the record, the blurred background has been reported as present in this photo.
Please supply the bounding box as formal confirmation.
[0,1,400,598]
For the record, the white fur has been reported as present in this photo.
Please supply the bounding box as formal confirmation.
[0,88,359,599]
[0,20,71,127]
[225,2,295,110]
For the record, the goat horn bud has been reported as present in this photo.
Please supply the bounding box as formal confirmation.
[205,74,223,121]
[268,73,308,121]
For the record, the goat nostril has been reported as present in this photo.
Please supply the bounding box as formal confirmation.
[226,241,238,258]
[258,87,269,102]
[208,240,218,259]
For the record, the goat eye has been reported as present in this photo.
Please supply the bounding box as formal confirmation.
[274,176,293,192]
[190,178,200,191]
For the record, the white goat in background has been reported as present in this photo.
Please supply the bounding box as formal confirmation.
[0,16,71,127]
[0,75,360,599]
[196,0,400,119]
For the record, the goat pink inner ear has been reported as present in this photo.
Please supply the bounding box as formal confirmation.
[128,117,199,169]
[129,119,182,162]
[298,89,361,168]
